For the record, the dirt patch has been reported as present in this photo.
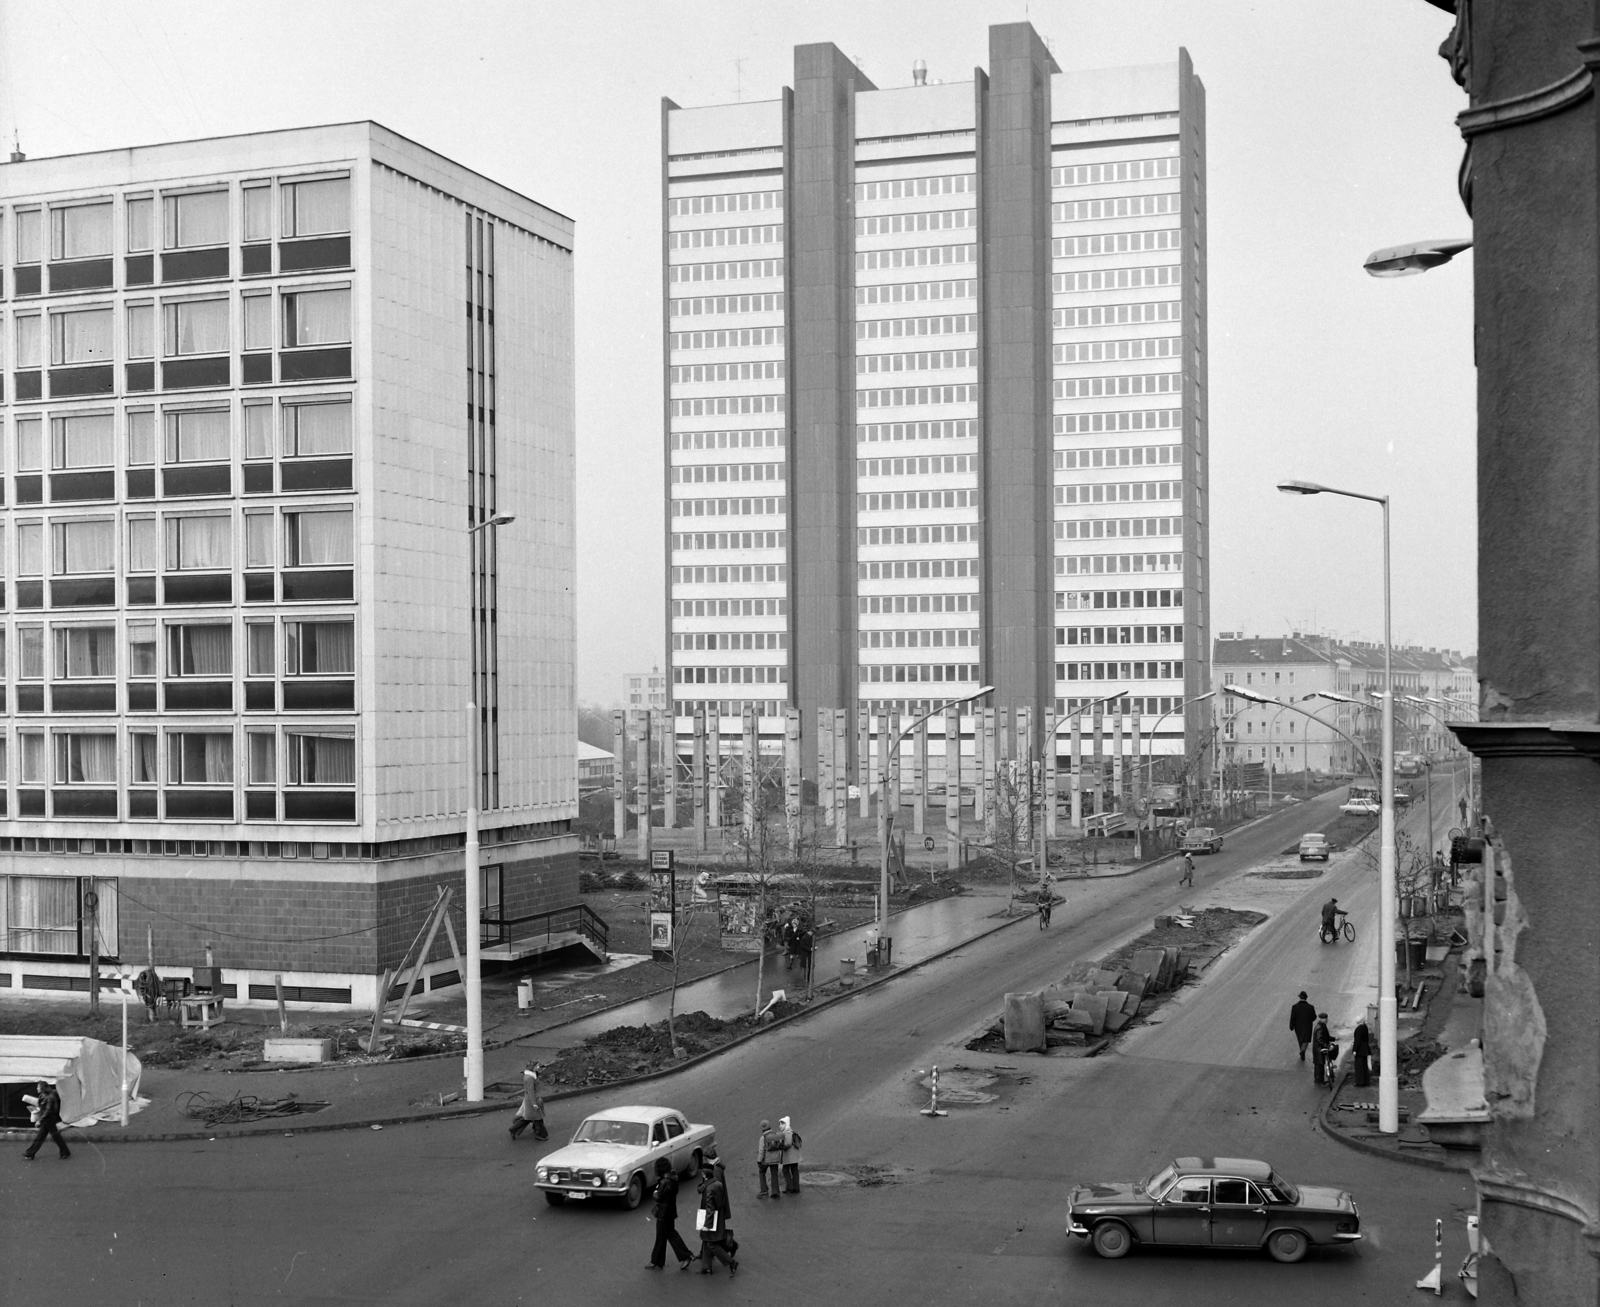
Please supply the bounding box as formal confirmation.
[1253,866,1326,880]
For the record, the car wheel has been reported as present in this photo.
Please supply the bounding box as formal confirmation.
[1266,1228,1309,1263]
[682,1149,703,1181]
[622,1173,646,1210]
[543,1191,566,1207]
[1091,1222,1134,1259]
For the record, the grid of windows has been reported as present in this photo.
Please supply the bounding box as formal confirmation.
[672,597,787,617]
[1055,480,1181,504]
[1054,229,1180,259]
[671,327,784,350]
[855,173,975,202]
[1054,373,1181,400]
[1053,409,1181,435]
[858,454,975,477]
[674,664,787,685]
[860,662,979,684]
[1053,193,1178,223]
[858,593,977,614]
[670,394,784,417]
[858,420,977,443]
[1058,660,1184,681]
[669,360,784,384]
[669,292,783,316]
[857,348,975,375]
[670,461,785,484]
[857,383,976,409]
[1054,516,1181,540]
[858,558,977,580]
[859,627,979,649]
[858,523,976,546]
[672,564,786,585]
[1055,588,1183,611]
[1054,444,1180,470]
[1057,624,1182,646]
[1053,552,1183,576]
[671,496,785,518]
[1052,157,1179,187]
[668,259,783,285]
[672,631,787,650]
[667,223,782,251]
[856,314,976,340]
[670,429,784,451]
[1055,301,1181,328]
[857,209,975,237]
[858,489,977,511]
[668,190,781,216]
[671,530,786,552]
[1054,266,1180,293]
[1055,337,1181,364]
[856,244,975,272]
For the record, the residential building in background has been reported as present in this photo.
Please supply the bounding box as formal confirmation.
[663,22,1209,782]
[0,123,578,1008]
[576,740,614,794]
[623,666,667,711]
[1212,632,1475,775]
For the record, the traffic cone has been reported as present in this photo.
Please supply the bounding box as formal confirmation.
[1415,1218,1442,1294]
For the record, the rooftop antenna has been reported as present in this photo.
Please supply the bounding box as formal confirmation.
[733,56,746,102]
[9,130,22,165]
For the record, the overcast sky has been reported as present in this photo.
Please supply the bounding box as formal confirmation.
[0,0,1476,704]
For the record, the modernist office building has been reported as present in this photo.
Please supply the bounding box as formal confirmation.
[663,23,1210,779]
[0,123,578,1008]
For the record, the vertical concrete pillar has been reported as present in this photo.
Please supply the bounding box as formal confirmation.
[817,706,834,831]
[692,711,706,853]
[708,708,721,830]
[612,710,627,848]
[1092,707,1104,815]
[858,705,871,818]
[1044,707,1058,837]
[663,709,678,828]
[790,45,875,788]
[636,710,652,861]
[946,710,961,870]
[1112,710,1124,812]
[888,709,902,820]
[983,707,999,840]
[1070,715,1082,830]
[833,707,849,847]
[783,707,802,853]
[1131,713,1142,807]
[979,24,1058,728]
[1017,705,1031,843]
[913,719,927,835]
[742,706,757,836]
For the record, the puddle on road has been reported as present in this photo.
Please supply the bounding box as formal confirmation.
[907,1063,1030,1110]
[800,1165,915,1188]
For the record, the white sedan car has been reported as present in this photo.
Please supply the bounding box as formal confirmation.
[535,1105,715,1209]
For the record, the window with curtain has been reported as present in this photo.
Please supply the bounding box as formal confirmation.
[164,515,232,572]
[243,405,272,460]
[283,289,350,347]
[128,411,155,466]
[287,733,354,785]
[128,625,156,677]
[164,410,229,463]
[126,197,154,253]
[244,514,274,569]
[19,732,44,782]
[127,304,155,360]
[15,209,42,263]
[285,509,353,567]
[16,417,42,472]
[168,732,234,785]
[167,624,232,677]
[0,736,6,779]
[243,296,272,352]
[15,317,41,369]
[51,414,114,469]
[283,177,350,237]
[0,630,7,677]
[54,627,115,678]
[242,186,272,243]
[51,203,112,260]
[164,300,229,356]
[84,878,118,957]
[17,523,42,575]
[50,308,114,365]
[8,876,77,954]
[130,732,158,783]
[18,628,43,680]
[286,620,354,675]
[55,733,116,784]
[246,623,274,677]
[285,400,352,456]
[52,520,115,575]
[248,732,276,786]
[163,191,228,249]
[127,518,157,573]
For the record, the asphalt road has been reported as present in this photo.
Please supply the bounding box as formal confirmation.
[2,789,1473,1305]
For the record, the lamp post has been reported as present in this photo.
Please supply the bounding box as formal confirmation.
[464,512,515,1103]
[1279,478,1398,1135]
[878,686,994,951]
[1133,691,1215,852]
[1038,689,1132,875]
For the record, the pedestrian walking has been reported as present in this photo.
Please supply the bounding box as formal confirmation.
[756,1119,782,1199]
[1289,991,1317,1062]
[1311,1013,1334,1086]
[646,1157,695,1270]
[795,923,815,980]
[1351,1017,1372,1088]
[508,1063,547,1141]
[778,1114,802,1194]
[781,912,799,971]
[696,1147,737,1275]
[22,1080,70,1161]
[1037,872,1054,928]
[1177,851,1194,887]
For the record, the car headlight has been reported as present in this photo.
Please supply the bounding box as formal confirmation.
[605,1170,620,1185]
[536,1167,548,1180]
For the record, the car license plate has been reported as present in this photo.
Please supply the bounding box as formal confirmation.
[566,1191,588,1200]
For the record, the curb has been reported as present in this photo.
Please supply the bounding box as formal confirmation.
[50,891,1051,1145]
[1315,1070,1471,1174]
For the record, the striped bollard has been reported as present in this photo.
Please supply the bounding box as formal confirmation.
[1415,1217,1442,1294]
[920,1064,948,1118]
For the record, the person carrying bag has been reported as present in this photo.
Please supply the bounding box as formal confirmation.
[695,1148,737,1275]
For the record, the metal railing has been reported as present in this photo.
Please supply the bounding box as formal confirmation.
[479,902,609,956]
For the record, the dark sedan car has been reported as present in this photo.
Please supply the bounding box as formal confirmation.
[1065,1156,1361,1263]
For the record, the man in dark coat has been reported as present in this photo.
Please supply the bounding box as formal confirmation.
[23,1080,70,1161]
[646,1157,694,1270]
[1289,991,1317,1061]
[696,1148,737,1275]
[1351,1018,1372,1088]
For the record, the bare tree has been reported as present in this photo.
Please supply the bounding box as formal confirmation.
[657,865,713,1057]
[727,765,789,1014]
[991,763,1036,917]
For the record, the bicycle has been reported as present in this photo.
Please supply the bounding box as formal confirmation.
[1038,898,1053,929]
[1319,917,1355,944]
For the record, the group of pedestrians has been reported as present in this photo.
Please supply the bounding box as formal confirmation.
[756,1116,801,1198]
[1288,990,1372,1088]
[778,909,816,977]
[647,1146,739,1275]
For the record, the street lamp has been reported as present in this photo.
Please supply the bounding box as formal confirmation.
[1037,689,1132,874]
[1133,691,1215,846]
[1226,685,1378,789]
[463,512,515,1102]
[1362,237,1472,278]
[1305,689,1381,780]
[1278,478,1399,1135]
[878,685,994,954]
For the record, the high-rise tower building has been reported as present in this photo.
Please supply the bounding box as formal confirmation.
[664,23,1209,784]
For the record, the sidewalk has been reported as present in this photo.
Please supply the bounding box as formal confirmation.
[15,872,1140,1144]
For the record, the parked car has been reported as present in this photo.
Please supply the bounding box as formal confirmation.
[1339,798,1380,815]
[1065,1156,1362,1263]
[534,1106,715,1209]
[1180,826,1223,854]
[1297,833,1330,861]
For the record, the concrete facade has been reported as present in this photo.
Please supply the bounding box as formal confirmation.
[0,124,578,1009]
[663,25,1209,783]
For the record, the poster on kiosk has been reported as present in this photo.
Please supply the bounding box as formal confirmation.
[650,850,675,954]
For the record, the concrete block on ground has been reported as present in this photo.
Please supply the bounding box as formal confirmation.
[1116,969,1151,999]
[1099,990,1132,1015]
[1057,1008,1097,1031]
[1104,1008,1133,1033]
[1080,992,1110,1035]
[1004,991,1047,1052]
[263,1037,334,1063]
[1154,916,1173,930]
[1088,969,1121,990]
[1131,949,1168,991]
[1162,946,1183,986]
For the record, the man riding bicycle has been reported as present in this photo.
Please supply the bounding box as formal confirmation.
[1320,897,1349,943]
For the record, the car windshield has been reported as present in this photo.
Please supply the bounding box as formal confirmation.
[572,1119,648,1147]
[1264,1172,1299,1204]
[1142,1164,1176,1199]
